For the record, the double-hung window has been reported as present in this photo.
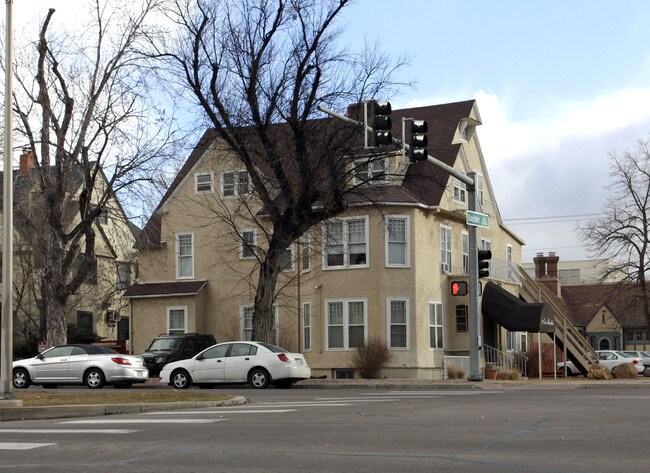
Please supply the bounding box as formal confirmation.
[241,306,254,340]
[456,305,468,333]
[462,233,469,275]
[440,226,452,273]
[300,234,311,272]
[388,299,409,349]
[453,178,466,203]
[281,245,294,272]
[222,171,250,197]
[240,229,256,259]
[326,299,366,349]
[176,233,194,279]
[167,306,187,335]
[324,217,368,269]
[429,302,443,349]
[354,158,386,183]
[386,216,409,267]
[195,172,213,193]
[303,302,312,351]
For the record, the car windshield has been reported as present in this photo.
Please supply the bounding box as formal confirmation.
[257,342,288,353]
[642,352,650,358]
[148,338,181,351]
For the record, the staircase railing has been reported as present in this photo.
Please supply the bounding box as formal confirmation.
[517,267,596,374]
[483,344,528,376]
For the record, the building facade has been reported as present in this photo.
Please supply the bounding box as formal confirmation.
[127,100,525,379]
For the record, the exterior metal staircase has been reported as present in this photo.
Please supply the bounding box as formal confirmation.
[517,267,596,375]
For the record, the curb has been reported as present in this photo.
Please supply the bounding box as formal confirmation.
[0,396,248,422]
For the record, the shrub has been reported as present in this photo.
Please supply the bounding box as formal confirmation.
[352,337,391,379]
[496,369,522,381]
[446,364,465,380]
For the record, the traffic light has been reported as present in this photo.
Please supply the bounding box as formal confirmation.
[478,249,492,279]
[451,280,468,296]
[365,100,392,147]
[403,118,428,162]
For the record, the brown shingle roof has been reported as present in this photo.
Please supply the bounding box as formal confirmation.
[124,280,208,298]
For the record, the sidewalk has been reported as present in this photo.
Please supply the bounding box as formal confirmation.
[2,377,649,421]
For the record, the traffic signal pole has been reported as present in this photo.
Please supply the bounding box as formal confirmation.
[317,104,483,381]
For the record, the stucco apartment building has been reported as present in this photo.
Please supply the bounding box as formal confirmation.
[1,151,138,353]
[126,100,525,379]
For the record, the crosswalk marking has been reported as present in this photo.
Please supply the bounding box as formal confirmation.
[62,419,223,424]
[144,409,296,415]
[0,442,56,450]
[0,429,138,434]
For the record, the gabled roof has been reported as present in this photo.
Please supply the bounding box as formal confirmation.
[560,283,650,328]
[136,100,481,249]
[124,280,208,298]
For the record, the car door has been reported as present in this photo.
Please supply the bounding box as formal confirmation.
[223,343,258,382]
[192,344,229,382]
[598,351,618,369]
[67,346,92,381]
[32,346,74,382]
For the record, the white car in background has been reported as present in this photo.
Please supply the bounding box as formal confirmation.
[160,341,311,389]
[557,350,643,376]
[620,350,650,377]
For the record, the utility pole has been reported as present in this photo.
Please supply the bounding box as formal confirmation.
[318,103,484,381]
[1,0,20,405]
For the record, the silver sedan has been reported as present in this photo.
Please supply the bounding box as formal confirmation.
[12,344,149,389]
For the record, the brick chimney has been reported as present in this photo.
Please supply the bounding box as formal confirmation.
[546,252,560,278]
[533,252,546,279]
[19,149,36,174]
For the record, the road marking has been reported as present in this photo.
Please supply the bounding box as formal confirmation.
[0,429,138,434]
[62,419,224,424]
[0,442,56,450]
[144,409,297,415]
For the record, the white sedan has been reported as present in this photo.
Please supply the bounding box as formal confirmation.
[160,341,311,389]
[558,350,643,376]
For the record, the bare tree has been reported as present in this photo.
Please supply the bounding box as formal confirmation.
[8,1,175,347]
[150,0,408,343]
[578,137,650,332]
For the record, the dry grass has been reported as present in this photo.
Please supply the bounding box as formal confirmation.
[446,364,465,380]
[13,390,231,407]
[496,369,522,381]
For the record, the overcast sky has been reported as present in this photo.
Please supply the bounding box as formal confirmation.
[10,1,650,263]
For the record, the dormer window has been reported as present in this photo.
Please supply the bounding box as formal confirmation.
[453,178,466,203]
[354,158,386,183]
[459,120,476,142]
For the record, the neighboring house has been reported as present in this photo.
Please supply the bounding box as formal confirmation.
[0,151,138,353]
[126,100,526,379]
[531,252,649,352]
[522,254,627,285]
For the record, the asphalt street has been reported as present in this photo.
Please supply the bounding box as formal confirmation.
[1,383,649,473]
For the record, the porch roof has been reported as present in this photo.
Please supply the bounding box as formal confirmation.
[124,280,208,299]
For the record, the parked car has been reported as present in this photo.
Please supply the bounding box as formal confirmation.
[557,350,643,376]
[140,332,216,375]
[160,341,311,389]
[620,350,650,377]
[12,344,149,389]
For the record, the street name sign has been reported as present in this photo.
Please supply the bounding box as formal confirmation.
[466,210,489,228]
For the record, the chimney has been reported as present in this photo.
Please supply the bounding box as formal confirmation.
[19,149,36,174]
[538,252,561,297]
[533,252,546,280]
[546,252,559,278]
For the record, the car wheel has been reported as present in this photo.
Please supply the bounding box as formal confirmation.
[113,382,133,389]
[12,368,31,389]
[248,368,270,389]
[644,367,650,377]
[565,367,573,377]
[84,368,106,389]
[274,380,294,389]
[171,369,191,389]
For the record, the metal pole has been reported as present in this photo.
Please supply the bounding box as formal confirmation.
[467,172,482,381]
[1,0,18,403]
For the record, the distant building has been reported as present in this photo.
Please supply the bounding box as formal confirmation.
[522,253,627,286]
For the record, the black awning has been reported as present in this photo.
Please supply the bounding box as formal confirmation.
[481,281,553,333]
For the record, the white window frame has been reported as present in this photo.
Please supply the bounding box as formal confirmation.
[195,172,214,193]
[453,178,466,203]
[354,157,387,183]
[506,244,513,280]
[323,217,369,270]
[476,173,484,205]
[167,306,188,335]
[221,170,251,198]
[300,234,311,272]
[440,225,452,273]
[429,302,443,350]
[325,298,367,350]
[480,238,492,252]
[176,232,194,279]
[281,244,294,272]
[462,232,469,275]
[387,298,409,350]
[240,305,254,341]
[385,215,410,268]
[303,302,312,352]
[240,228,256,260]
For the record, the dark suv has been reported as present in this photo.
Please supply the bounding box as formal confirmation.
[141,333,216,376]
